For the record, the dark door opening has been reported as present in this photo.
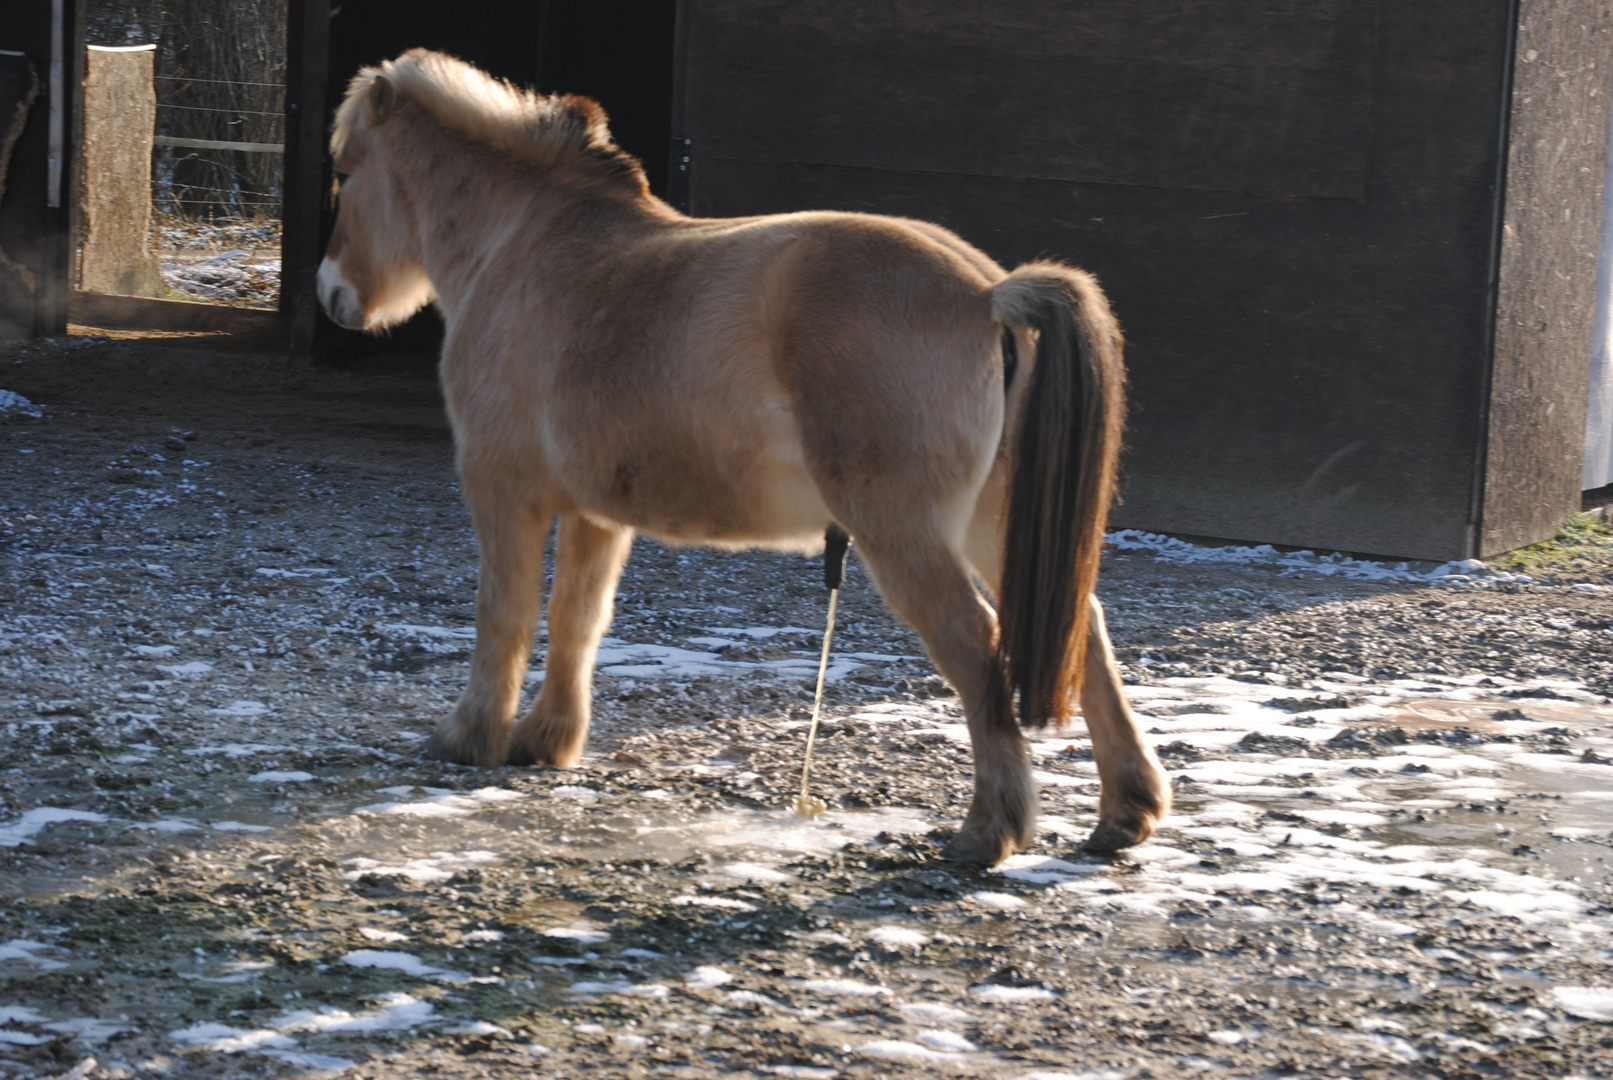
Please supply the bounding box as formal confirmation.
[314,0,677,364]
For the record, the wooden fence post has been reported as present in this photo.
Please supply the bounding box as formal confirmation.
[79,43,162,297]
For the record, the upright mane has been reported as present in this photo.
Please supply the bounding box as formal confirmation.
[332,48,647,193]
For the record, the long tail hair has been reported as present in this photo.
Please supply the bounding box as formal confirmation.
[989,262,1125,728]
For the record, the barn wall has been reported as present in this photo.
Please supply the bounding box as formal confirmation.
[1482,0,1613,556]
[0,52,44,341]
[0,0,85,340]
[680,0,1609,560]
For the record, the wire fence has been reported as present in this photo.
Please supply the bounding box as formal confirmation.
[88,0,287,225]
[151,88,285,223]
[145,86,284,307]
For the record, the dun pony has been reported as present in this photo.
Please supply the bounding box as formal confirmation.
[318,49,1170,863]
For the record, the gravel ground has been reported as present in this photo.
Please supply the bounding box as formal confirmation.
[2,332,1613,1080]
[149,221,281,307]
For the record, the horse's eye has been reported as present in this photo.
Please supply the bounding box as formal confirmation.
[334,171,351,187]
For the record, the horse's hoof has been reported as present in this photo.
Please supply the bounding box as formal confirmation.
[504,724,585,768]
[941,829,1017,866]
[1081,816,1154,854]
[421,727,503,767]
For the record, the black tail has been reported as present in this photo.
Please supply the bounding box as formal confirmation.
[989,262,1125,727]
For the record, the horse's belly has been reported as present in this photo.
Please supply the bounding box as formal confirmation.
[578,406,831,550]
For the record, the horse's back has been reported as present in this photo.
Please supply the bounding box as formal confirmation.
[444,206,1009,547]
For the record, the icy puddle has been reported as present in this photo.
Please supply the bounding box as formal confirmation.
[3,672,1612,1077]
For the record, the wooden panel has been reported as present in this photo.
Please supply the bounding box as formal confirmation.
[685,0,1526,560]
[694,156,1490,560]
[0,0,84,340]
[1481,0,1613,555]
[284,0,330,360]
[685,0,1378,199]
[69,291,284,338]
[0,51,42,340]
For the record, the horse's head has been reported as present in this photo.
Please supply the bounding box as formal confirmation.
[318,68,435,332]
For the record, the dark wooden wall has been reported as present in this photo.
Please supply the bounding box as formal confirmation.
[1483,0,1613,555]
[677,0,1613,560]
[0,52,44,340]
[0,0,85,341]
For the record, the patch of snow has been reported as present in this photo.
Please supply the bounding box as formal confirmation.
[0,390,43,417]
[866,926,930,949]
[859,1037,985,1064]
[182,742,289,757]
[966,890,1029,910]
[0,808,108,848]
[541,925,610,944]
[1106,530,1436,582]
[684,966,732,989]
[211,700,269,717]
[340,950,465,982]
[261,1050,356,1072]
[671,895,758,912]
[0,1030,51,1046]
[249,770,313,783]
[356,787,526,818]
[565,979,669,999]
[898,1002,974,1024]
[797,978,889,997]
[278,992,435,1033]
[156,661,214,678]
[443,1020,512,1037]
[970,984,1058,1003]
[916,1029,980,1052]
[342,850,499,884]
[1338,1031,1421,1062]
[0,1007,48,1024]
[521,634,917,685]
[137,818,202,833]
[170,1022,297,1052]
[717,861,792,884]
[1551,986,1613,1021]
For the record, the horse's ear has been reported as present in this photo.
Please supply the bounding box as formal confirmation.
[370,75,397,124]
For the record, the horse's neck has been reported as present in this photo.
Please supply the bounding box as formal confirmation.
[411,150,643,318]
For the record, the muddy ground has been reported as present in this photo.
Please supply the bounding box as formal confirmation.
[2,332,1613,1080]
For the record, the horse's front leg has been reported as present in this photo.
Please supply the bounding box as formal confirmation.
[425,495,552,767]
[507,513,633,767]
[1079,594,1172,852]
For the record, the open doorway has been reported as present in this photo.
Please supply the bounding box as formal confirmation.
[311,0,677,362]
[536,0,678,200]
[78,0,285,323]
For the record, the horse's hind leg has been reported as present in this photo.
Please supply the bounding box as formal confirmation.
[1079,594,1171,852]
[856,533,1034,865]
[507,513,633,767]
[426,496,552,767]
